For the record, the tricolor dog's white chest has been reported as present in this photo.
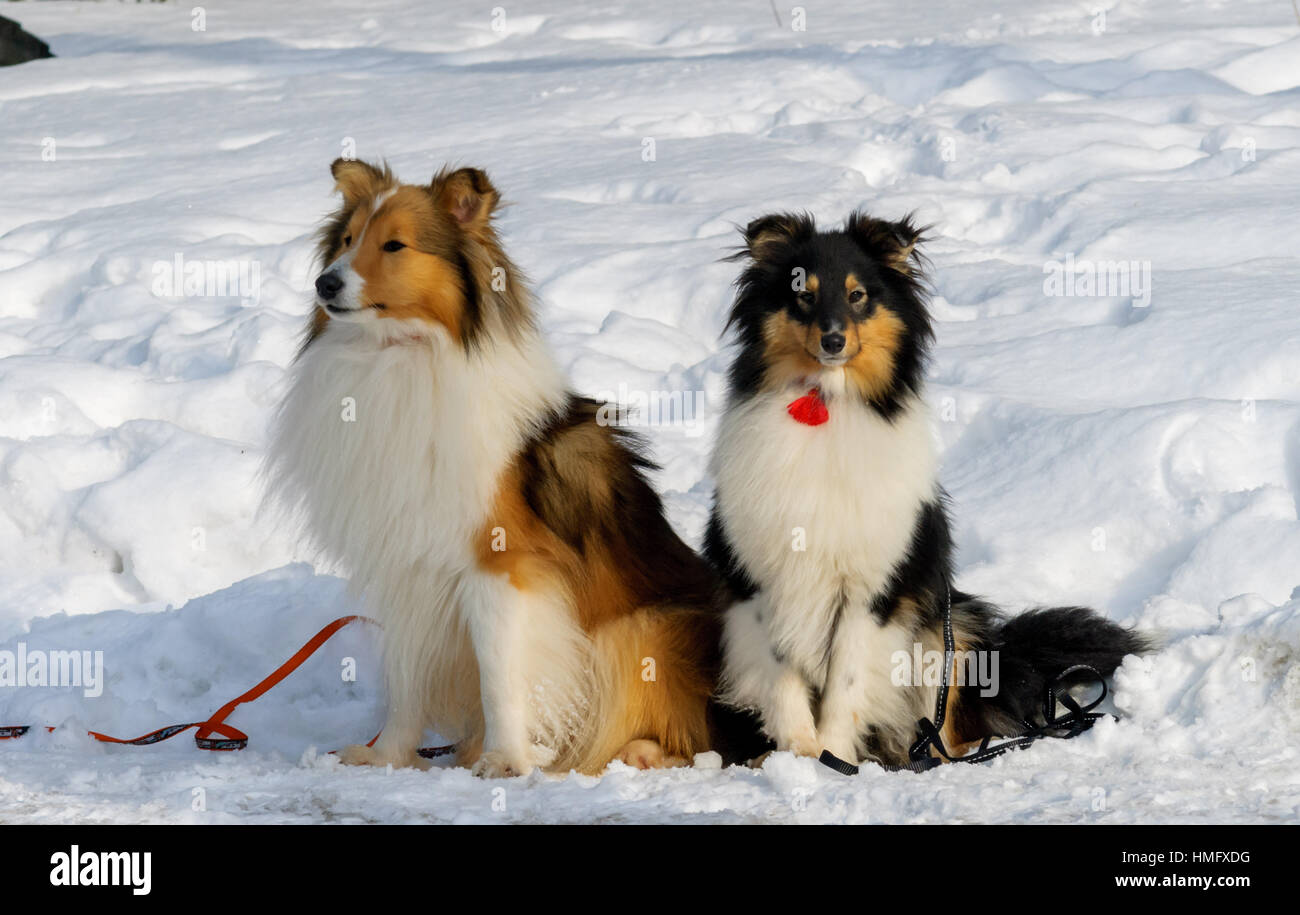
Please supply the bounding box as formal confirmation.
[710,384,937,666]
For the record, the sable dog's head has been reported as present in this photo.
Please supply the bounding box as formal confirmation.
[306,159,529,350]
[723,211,933,418]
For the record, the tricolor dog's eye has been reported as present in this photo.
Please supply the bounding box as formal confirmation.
[382,240,406,252]
[796,290,816,309]
[849,288,867,306]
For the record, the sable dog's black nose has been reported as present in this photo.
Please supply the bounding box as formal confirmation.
[821,332,846,355]
[315,273,343,301]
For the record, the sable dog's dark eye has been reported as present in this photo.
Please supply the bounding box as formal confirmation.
[383,240,406,252]
[343,234,352,247]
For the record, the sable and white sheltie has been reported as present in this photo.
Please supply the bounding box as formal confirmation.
[704,212,1149,767]
[265,159,726,777]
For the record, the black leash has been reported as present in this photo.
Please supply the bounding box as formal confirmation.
[819,583,1112,776]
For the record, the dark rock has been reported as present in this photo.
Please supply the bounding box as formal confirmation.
[0,15,54,67]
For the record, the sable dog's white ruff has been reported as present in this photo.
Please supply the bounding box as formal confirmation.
[265,318,592,774]
[711,375,939,763]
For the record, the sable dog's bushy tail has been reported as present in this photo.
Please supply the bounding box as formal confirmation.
[954,598,1152,743]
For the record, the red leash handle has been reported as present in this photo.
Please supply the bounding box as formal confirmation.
[0,615,456,759]
[193,613,374,749]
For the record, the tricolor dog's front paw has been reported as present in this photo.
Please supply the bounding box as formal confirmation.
[471,750,533,779]
[776,724,822,759]
[818,733,859,766]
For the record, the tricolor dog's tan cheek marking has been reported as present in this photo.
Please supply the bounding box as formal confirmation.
[838,273,871,360]
[802,321,827,357]
[762,311,821,390]
[845,305,905,401]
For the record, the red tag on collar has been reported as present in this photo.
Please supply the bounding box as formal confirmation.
[787,388,829,426]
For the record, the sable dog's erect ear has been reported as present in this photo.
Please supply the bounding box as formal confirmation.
[432,167,500,234]
[846,211,927,274]
[734,212,813,261]
[329,158,390,208]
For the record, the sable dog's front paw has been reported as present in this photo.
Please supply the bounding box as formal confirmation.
[613,738,688,770]
[471,750,533,778]
[338,743,381,766]
[337,743,428,770]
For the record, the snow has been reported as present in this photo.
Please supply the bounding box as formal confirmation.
[1,0,1298,823]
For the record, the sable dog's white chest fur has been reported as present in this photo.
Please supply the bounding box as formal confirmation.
[267,324,561,585]
[264,323,585,757]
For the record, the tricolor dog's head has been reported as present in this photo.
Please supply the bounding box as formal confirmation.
[306,158,530,350]
[723,211,932,419]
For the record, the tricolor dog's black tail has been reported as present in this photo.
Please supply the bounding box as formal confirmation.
[951,596,1152,745]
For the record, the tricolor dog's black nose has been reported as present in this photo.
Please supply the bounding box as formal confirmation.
[315,272,343,301]
[820,332,846,355]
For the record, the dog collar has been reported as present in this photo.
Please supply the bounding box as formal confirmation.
[787,388,829,426]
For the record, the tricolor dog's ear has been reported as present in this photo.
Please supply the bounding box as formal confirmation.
[329,158,391,209]
[846,211,927,275]
[432,167,500,236]
[736,212,814,262]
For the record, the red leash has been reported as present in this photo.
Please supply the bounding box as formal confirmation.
[0,615,456,760]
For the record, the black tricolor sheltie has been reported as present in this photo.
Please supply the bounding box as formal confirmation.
[704,211,1149,766]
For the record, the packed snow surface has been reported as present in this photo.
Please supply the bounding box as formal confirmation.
[1,0,1298,823]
